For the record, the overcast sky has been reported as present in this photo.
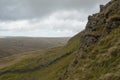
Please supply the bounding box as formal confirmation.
[0,0,110,37]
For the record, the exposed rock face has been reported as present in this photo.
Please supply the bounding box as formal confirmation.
[84,0,120,54]
[86,14,99,32]
[79,0,120,50]
[104,20,120,35]
[80,34,100,49]
[100,5,104,12]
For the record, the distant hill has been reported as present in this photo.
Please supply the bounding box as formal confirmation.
[0,37,69,58]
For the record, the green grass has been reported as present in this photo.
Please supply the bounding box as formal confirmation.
[0,34,79,80]
[107,14,120,22]
[0,26,119,80]
[0,46,76,80]
[63,27,120,80]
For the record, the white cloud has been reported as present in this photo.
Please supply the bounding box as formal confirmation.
[0,10,87,37]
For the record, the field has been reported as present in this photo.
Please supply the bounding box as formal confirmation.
[0,37,69,58]
[0,37,69,70]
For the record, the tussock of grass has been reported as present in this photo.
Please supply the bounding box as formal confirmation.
[107,15,120,22]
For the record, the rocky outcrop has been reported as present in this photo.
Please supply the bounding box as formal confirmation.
[78,0,120,50]
[100,5,104,12]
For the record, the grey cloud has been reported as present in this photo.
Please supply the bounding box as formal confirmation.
[0,0,110,21]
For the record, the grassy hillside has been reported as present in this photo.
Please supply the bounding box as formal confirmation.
[0,37,69,58]
[62,27,120,80]
[0,46,77,80]
[0,49,49,69]
[0,27,119,80]
[0,33,81,80]
[0,0,119,80]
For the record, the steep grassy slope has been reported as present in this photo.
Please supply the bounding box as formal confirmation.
[0,0,119,80]
[0,32,81,80]
[0,49,49,69]
[0,37,69,58]
[0,44,78,80]
[62,27,120,80]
